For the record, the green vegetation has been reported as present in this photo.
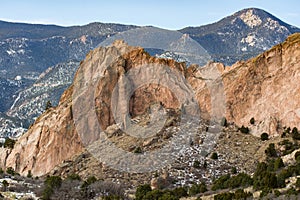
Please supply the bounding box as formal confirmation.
[253,162,278,190]
[189,182,207,195]
[135,184,152,200]
[220,117,227,127]
[211,152,218,160]
[4,137,16,149]
[295,151,300,162]
[27,170,32,178]
[67,173,81,181]
[136,183,204,200]
[265,143,277,157]
[42,176,62,200]
[231,167,237,174]
[239,125,249,134]
[134,146,143,154]
[250,117,255,125]
[281,127,300,140]
[81,176,97,189]
[296,178,300,188]
[261,132,269,141]
[274,158,285,171]
[292,127,300,140]
[6,167,15,175]
[45,100,52,110]
[212,173,253,191]
[193,160,201,168]
[279,139,299,156]
[214,189,252,200]
[2,180,9,192]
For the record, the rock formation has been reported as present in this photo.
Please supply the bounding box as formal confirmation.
[0,33,300,176]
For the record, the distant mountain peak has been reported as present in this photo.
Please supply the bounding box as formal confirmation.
[180,8,300,65]
[238,8,263,28]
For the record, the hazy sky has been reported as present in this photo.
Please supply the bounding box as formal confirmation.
[1,0,300,29]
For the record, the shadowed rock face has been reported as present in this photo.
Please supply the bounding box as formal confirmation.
[1,33,300,176]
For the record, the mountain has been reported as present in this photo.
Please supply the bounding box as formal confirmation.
[0,22,136,112]
[0,60,80,137]
[7,60,80,125]
[0,8,299,138]
[1,32,299,179]
[180,8,300,64]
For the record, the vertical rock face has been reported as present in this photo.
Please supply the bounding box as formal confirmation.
[190,33,300,136]
[1,33,300,176]
[3,86,83,176]
[224,33,300,135]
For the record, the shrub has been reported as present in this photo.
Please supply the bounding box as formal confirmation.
[261,133,269,141]
[214,192,233,200]
[260,187,271,197]
[42,186,54,200]
[274,189,281,197]
[220,117,227,127]
[2,180,9,191]
[4,138,16,149]
[27,170,32,178]
[231,167,237,174]
[254,169,278,190]
[212,174,230,191]
[296,178,300,188]
[265,143,277,157]
[276,173,286,188]
[234,189,252,199]
[81,176,97,189]
[239,125,249,134]
[103,195,124,200]
[45,100,52,110]
[295,151,300,162]
[292,127,299,135]
[274,158,284,170]
[226,173,253,189]
[135,184,152,200]
[280,140,300,155]
[282,127,291,138]
[133,146,143,154]
[142,189,163,200]
[189,183,207,196]
[211,152,218,160]
[6,167,15,175]
[193,160,200,168]
[292,127,300,140]
[264,172,278,189]
[203,161,207,169]
[250,117,255,125]
[286,188,298,196]
[253,162,267,189]
[67,173,81,181]
[172,187,188,198]
[45,176,62,189]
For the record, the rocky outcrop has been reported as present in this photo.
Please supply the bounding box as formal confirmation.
[223,33,300,135]
[1,33,300,176]
[188,33,300,136]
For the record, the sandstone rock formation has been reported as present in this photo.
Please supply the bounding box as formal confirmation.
[1,33,300,176]
[189,33,300,136]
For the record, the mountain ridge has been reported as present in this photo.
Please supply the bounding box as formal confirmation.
[1,32,300,177]
[180,8,300,64]
[0,7,299,137]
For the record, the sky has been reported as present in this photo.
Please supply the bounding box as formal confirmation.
[1,0,300,30]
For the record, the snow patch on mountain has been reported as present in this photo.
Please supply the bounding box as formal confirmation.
[241,35,256,46]
[240,9,262,28]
